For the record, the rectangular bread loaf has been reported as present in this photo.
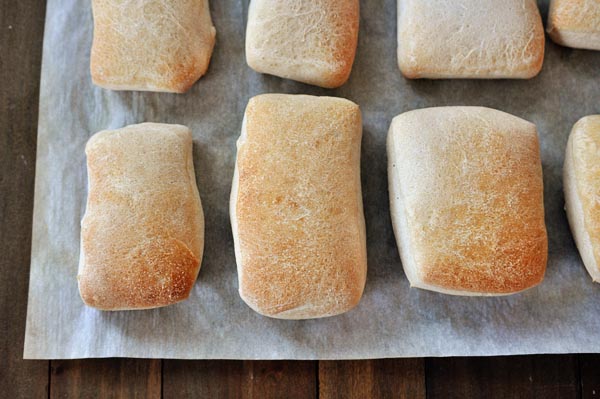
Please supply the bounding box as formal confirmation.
[388,107,547,295]
[91,0,216,93]
[547,0,600,50]
[564,115,600,282]
[397,0,545,79]
[230,94,367,319]
[246,0,359,88]
[78,123,204,310]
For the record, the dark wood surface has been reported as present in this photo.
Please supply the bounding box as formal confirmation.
[319,359,426,399]
[2,1,598,398]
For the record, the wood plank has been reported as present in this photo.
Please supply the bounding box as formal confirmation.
[163,360,244,398]
[319,359,426,399]
[49,359,161,399]
[426,355,580,399]
[163,360,317,399]
[241,361,317,399]
[580,354,600,399]
[0,0,49,397]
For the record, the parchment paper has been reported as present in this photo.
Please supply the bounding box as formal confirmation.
[24,0,600,359]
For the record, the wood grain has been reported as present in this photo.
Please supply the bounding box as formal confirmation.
[426,355,580,399]
[241,361,317,399]
[50,359,161,399]
[0,1,49,398]
[163,360,244,398]
[319,359,426,399]
[163,360,317,399]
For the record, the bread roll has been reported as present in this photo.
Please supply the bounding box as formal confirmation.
[564,116,600,282]
[245,0,359,88]
[78,123,204,310]
[230,94,366,319]
[387,107,547,296]
[90,0,216,93]
[547,0,600,50]
[397,0,545,79]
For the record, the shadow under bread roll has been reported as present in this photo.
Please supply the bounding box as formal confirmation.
[90,0,216,93]
[564,116,600,282]
[230,94,367,319]
[387,107,547,296]
[78,123,204,310]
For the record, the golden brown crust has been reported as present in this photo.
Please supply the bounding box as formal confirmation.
[79,123,204,310]
[547,0,600,50]
[388,107,547,295]
[90,0,216,93]
[245,0,359,88]
[231,94,366,319]
[397,0,545,79]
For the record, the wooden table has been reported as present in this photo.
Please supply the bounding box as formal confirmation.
[2,2,598,397]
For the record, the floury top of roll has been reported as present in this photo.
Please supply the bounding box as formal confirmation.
[230,94,367,319]
[79,123,205,310]
[387,107,548,296]
[90,0,216,93]
[547,0,600,51]
[245,0,360,88]
[87,0,600,94]
[78,104,554,316]
[397,0,545,79]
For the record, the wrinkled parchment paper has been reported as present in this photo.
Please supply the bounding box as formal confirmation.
[24,0,600,359]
